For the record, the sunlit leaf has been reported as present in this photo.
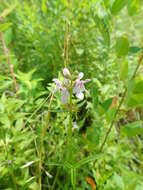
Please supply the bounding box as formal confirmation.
[111,0,128,15]
[0,23,12,32]
[116,36,129,57]
[119,60,128,81]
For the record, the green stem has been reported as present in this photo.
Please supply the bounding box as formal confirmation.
[68,81,73,163]
[69,80,77,189]
[51,168,60,190]
[38,94,54,190]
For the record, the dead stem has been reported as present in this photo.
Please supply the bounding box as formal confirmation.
[0,32,19,97]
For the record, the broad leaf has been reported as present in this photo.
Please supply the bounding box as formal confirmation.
[119,60,128,81]
[116,36,129,57]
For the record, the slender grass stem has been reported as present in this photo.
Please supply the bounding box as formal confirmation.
[38,93,54,189]
[51,168,60,190]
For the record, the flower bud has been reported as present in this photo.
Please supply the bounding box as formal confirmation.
[63,68,71,78]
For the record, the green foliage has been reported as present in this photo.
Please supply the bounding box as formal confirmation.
[0,22,12,32]
[128,0,142,16]
[119,59,128,81]
[121,121,143,137]
[0,0,143,189]
[95,14,110,47]
[111,0,128,15]
[116,36,129,57]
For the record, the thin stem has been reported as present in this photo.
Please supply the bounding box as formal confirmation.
[100,88,127,152]
[63,0,70,67]
[51,168,60,190]
[69,81,73,162]
[0,32,19,97]
[38,93,54,190]
[100,54,143,152]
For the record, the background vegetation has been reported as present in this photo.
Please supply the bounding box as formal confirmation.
[0,0,143,189]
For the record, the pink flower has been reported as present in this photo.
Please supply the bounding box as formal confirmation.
[53,69,90,103]
[61,87,70,104]
[53,78,69,104]
[52,78,63,91]
[73,72,90,100]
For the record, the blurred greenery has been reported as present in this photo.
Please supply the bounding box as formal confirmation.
[0,0,143,189]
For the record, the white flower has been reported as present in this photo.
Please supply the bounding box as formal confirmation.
[73,72,90,100]
[72,121,78,130]
[63,68,71,78]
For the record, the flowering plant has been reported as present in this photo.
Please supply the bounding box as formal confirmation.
[53,68,90,104]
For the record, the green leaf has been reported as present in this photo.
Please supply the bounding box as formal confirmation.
[41,0,47,13]
[113,173,124,190]
[126,77,143,107]
[121,121,143,137]
[86,122,101,145]
[128,0,141,16]
[101,98,113,111]
[91,85,98,109]
[133,81,143,94]
[76,48,84,56]
[116,36,129,57]
[104,0,111,9]
[129,46,141,54]
[95,15,110,47]
[111,0,128,15]
[119,60,128,81]
[4,28,13,45]
[0,4,17,19]
[0,23,12,32]
[106,107,117,122]
[29,182,39,190]
[71,168,76,188]
[74,154,102,168]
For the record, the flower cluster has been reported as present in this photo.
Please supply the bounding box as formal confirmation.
[52,68,90,104]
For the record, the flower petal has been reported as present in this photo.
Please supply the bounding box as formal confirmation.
[73,83,80,94]
[63,78,70,87]
[63,68,71,77]
[84,79,90,83]
[53,78,62,89]
[76,92,84,100]
[61,88,69,104]
[78,72,84,79]
[73,121,78,130]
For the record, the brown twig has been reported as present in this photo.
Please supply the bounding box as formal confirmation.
[0,32,19,96]
[100,53,143,152]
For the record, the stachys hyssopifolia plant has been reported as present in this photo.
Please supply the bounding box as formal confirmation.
[53,68,90,104]
[52,68,90,188]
